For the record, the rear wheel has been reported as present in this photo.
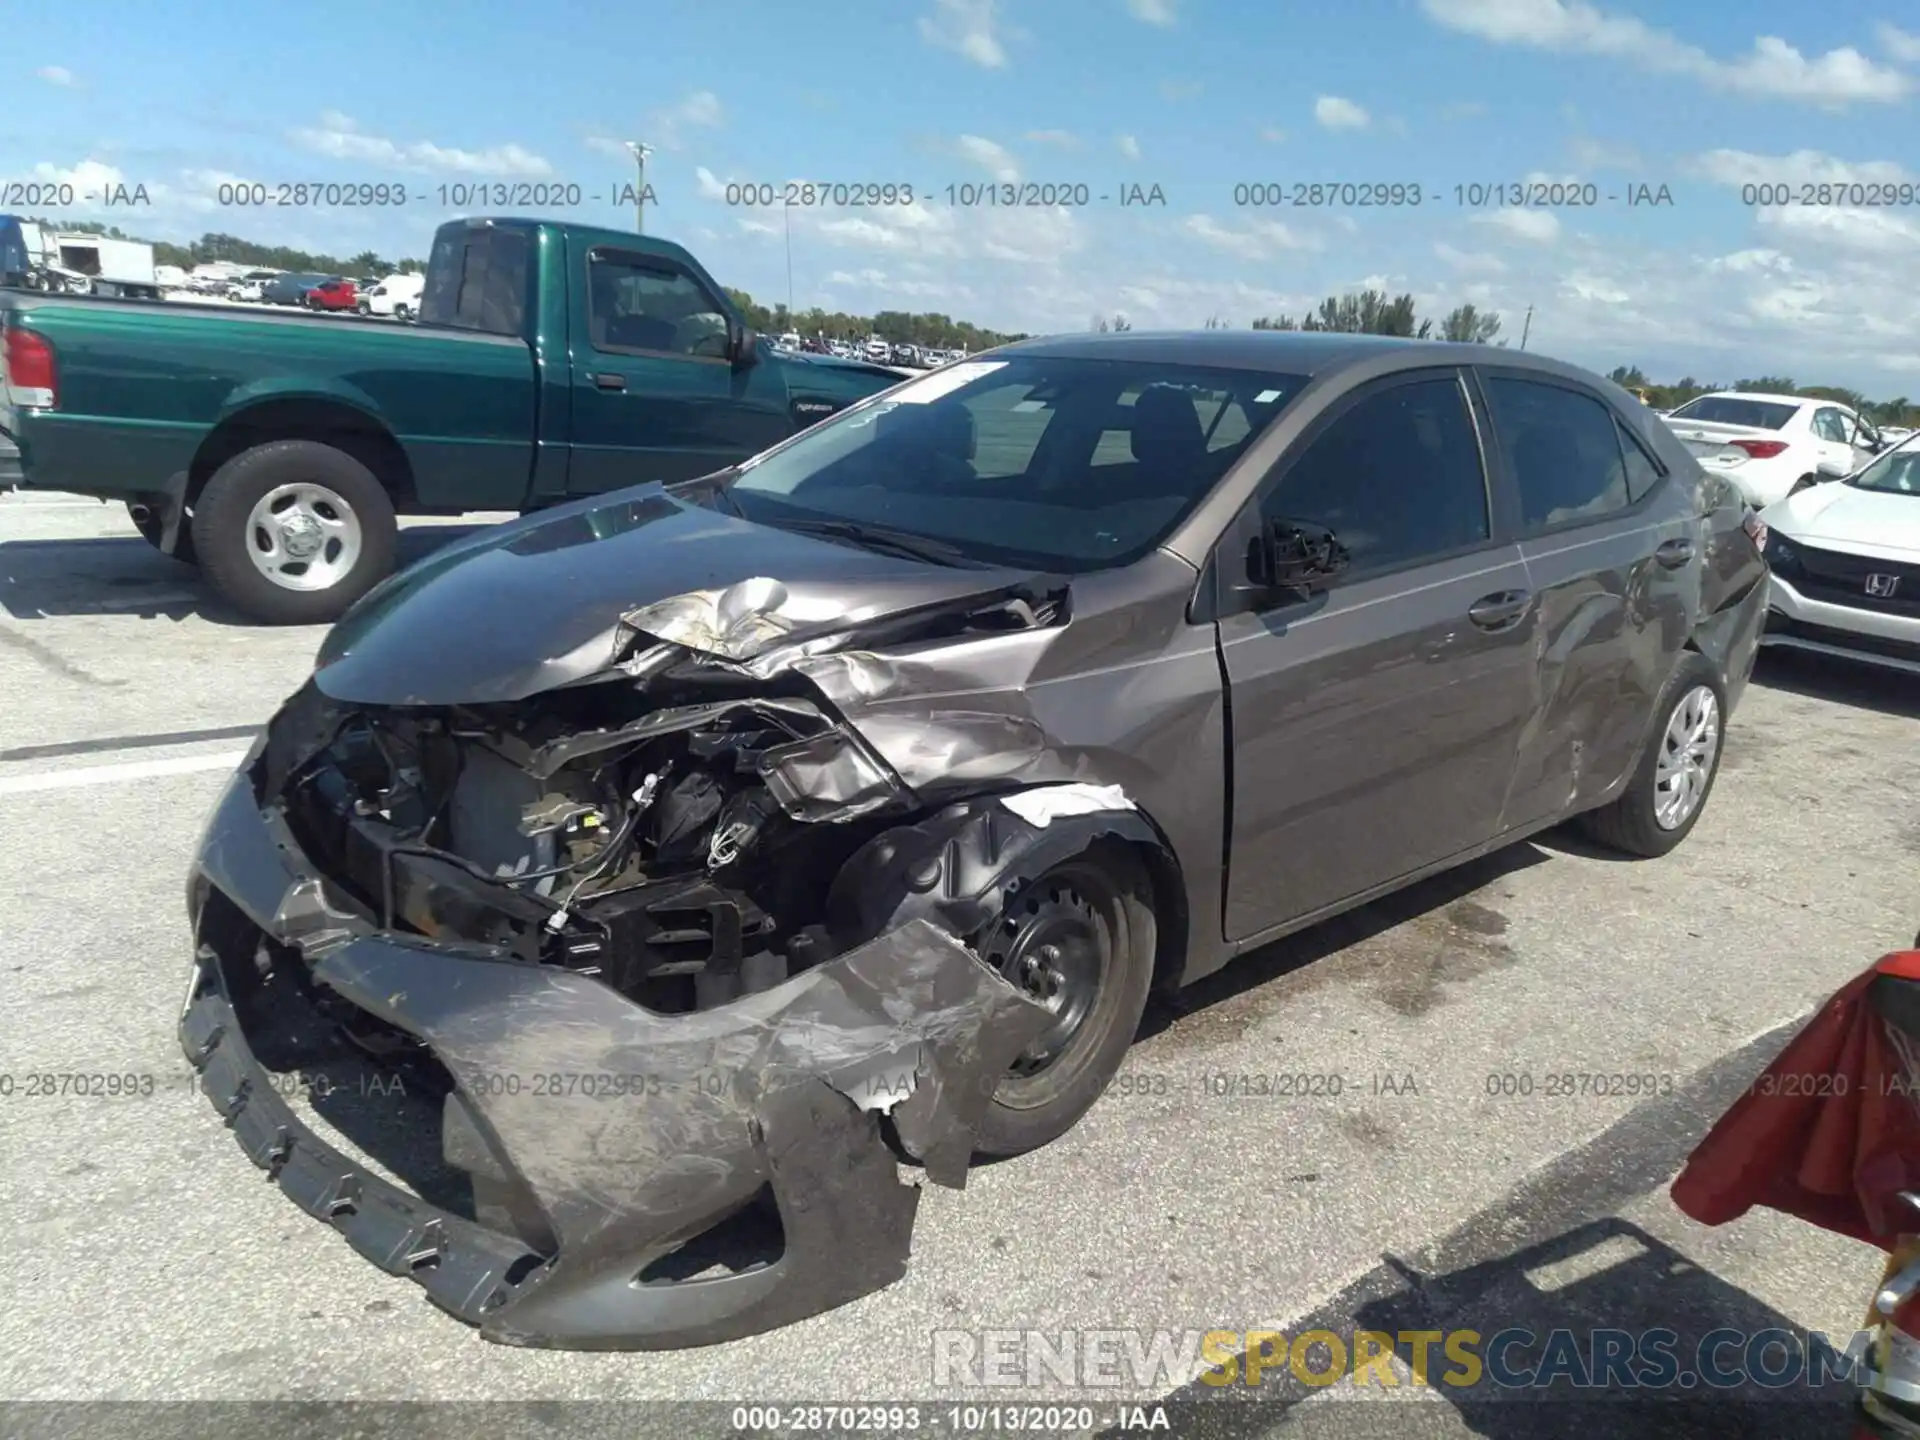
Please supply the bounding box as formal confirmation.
[969,846,1155,1157]
[1580,653,1726,858]
[191,440,396,625]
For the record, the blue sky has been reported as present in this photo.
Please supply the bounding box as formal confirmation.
[8,0,1920,394]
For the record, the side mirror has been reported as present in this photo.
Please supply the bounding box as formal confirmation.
[729,323,760,368]
[1247,519,1349,595]
[1816,460,1849,480]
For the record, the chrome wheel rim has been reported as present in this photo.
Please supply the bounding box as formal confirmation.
[1653,684,1720,830]
[245,482,362,591]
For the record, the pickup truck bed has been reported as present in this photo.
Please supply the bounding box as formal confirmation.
[1,217,903,623]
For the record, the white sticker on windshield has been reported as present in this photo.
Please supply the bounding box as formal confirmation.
[1011,399,1046,412]
[1254,389,1283,404]
[889,360,1009,404]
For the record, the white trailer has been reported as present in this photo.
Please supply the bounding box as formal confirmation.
[54,235,161,299]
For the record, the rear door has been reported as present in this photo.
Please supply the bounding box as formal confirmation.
[1810,406,1861,478]
[565,244,792,495]
[1216,369,1536,941]
[1475,368,1695,829]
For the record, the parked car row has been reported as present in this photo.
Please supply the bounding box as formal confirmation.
[771,333,971,368]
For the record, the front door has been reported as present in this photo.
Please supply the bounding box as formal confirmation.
[567,246,794,495]
[1217,370,1537,942]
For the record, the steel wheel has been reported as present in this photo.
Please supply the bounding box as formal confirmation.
[1652,683,1720,831]
[245,481,364,592]
[977,869,1117,1107]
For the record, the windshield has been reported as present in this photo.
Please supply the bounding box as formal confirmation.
[1849,435,1920,495]
[1667,396,1797,430]
[720,354,1308,572]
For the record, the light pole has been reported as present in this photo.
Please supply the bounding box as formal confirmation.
[625,141,653,233]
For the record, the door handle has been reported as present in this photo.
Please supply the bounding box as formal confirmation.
[1654,538,1695,569]
[1467,590,1532,631]
[593,372,627,391]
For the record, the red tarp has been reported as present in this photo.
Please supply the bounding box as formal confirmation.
[1672,951,1920,1250]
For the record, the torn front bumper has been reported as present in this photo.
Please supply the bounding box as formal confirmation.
[180,764,1053,1350]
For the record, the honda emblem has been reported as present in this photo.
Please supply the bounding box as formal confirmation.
[1865,573,1901,598]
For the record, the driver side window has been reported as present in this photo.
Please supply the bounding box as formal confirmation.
[588,253,730,359]
[1260,376,1491,576]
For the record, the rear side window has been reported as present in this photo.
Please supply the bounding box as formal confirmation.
[1483,377,1632,530]
[418,227,530,335]
[1616,421,1663,502]
[1811,407,1851,443]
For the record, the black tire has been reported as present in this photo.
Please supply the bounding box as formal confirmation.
[191,440,397,625]
[125,501,196,564]
[1579,652,1728,858]
[968,843,1156,1158]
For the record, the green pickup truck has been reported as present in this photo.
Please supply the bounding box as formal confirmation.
[0,217,905,623]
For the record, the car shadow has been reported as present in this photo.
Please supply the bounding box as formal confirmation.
[0,523,497,624]
[1138,841,1557,1043]
[1133,1219,1863,1438]
[1749,649,1920,721]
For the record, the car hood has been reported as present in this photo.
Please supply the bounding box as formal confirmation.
[313,486,1038,707]
[1765,482,1920,560]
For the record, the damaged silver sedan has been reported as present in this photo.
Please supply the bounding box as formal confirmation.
[181,332,1770,1347]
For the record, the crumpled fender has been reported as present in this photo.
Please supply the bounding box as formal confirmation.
[181,743,1057,1351]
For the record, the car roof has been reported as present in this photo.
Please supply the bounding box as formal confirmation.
[990,328,1606,387]
[1694,390,1815,407]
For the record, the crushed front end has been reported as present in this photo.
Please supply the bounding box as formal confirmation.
[181,650,1059,1349]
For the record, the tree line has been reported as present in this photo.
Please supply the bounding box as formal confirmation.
[1604,366,1919,428]
[19,220,1918,421]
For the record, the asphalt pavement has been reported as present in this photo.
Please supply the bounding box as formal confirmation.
[2,490,1916,1438]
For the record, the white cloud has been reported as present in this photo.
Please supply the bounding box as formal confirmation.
[1126,0,1178,25]
[1026,129,1081,148]
[955,135,1020,181]
[1876,23,1920,63]
[694,167,730,199]
[585,136,634,158]
[1314,95,1371,130]
[1434,241,1508,274]
[1689,147,1914,188]
[737,217,779,237]
[645,91,725,150]
[1184,214,1321,259]
[1420,0,1910,106]
[1706,248,1793,276]
[1472,207,1563,242]
[1756,205,1920,258]
[290,112,551,176]
[1260,126,1287,143]
[1116,134,1142,160]
[36,65,75,86]
[1568,136,1639,169]
[29,158,124,193]
[920,0,1008,67]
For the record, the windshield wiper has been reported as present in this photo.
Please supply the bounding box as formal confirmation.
[765,515,987,568]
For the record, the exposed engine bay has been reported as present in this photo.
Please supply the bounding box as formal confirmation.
[287,682,903,1016]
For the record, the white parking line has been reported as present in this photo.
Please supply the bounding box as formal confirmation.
[0,750,248,796]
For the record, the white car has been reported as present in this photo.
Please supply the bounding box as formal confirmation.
[226,281,263,303]
[1757,432,1920,676]
[357,272,425,320]
[1663,391,1885,510]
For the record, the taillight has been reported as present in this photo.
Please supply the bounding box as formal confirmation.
[3,326,57,408]
[1730,439,1788,459]
[1742,511,1768,552]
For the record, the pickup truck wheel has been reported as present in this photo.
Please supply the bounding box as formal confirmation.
[969,845,1155,1158]
[191,441,396,625]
